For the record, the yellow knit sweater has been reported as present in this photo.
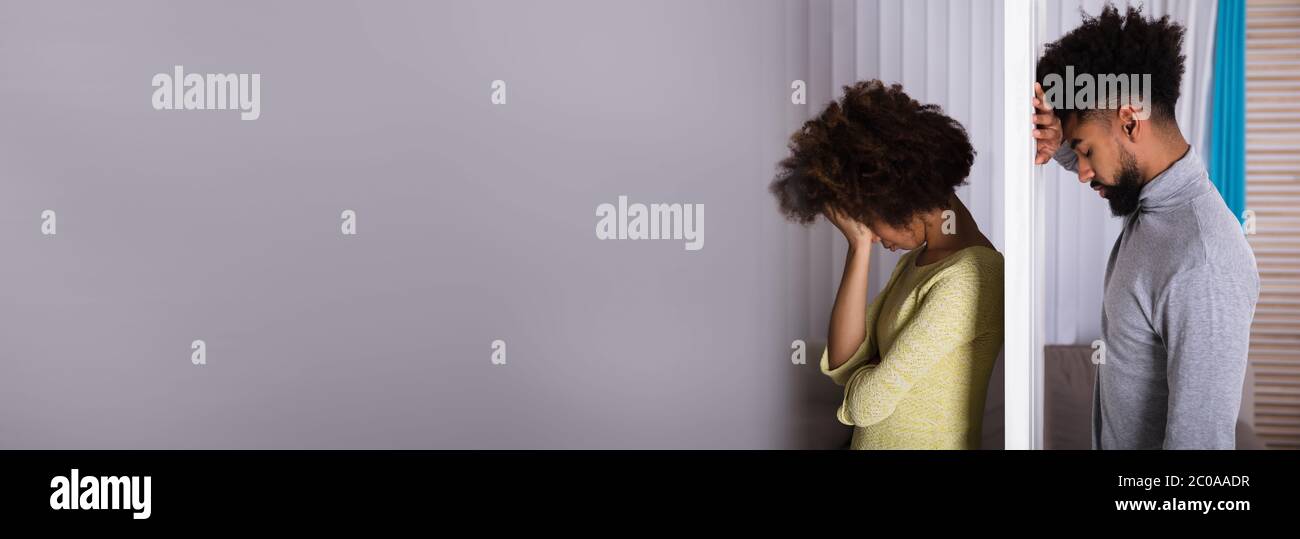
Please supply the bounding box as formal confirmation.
[820,245,1003,449]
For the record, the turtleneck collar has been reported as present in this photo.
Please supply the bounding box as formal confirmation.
[1136,145,1211,214]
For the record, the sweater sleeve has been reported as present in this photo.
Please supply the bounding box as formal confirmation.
[819,289,884,387]
[1053,143,1079,173]
[1157,264,1257,449]
[834,266,987,427]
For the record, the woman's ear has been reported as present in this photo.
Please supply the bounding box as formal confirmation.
[913,213,931,238]
[920,207,944,228]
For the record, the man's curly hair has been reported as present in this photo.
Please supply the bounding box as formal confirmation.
[769,79,974,227]
[1036,3,1186,124]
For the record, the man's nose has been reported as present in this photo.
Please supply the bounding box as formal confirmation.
[1076,161,1095,184]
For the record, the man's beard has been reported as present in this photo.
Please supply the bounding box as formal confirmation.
[1093,145,1143,217]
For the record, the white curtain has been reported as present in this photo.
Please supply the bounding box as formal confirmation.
[1041,0,1218,345]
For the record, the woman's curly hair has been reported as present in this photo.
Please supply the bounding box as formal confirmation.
[769,80,975,227]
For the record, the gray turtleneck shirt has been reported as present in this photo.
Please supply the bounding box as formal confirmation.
[1054,145,1259,449]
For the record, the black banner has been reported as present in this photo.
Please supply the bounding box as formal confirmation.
[0,450,1290,526]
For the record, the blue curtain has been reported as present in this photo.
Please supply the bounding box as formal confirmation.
[1208,0,1246,222]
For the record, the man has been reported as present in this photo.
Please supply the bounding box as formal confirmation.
[1032,5,1259,449]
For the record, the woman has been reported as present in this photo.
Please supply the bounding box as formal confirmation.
[769,80,1003,449]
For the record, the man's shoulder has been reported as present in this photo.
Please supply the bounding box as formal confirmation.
[1135,191,1252,273]
[1184,191,1257,275]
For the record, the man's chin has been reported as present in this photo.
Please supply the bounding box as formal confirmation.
[1089,183,1138,216]
[1108,197,1139,217]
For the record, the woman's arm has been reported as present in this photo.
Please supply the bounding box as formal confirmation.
[827,244,871,370]
[835,260,998,427]
[824,206,877,370]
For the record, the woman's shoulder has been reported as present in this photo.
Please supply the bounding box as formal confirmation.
[927,244,1002,268]
[955,244,1003,267]
[933,245,1003,284]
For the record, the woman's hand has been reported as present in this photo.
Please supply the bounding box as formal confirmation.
[825,205,877,250]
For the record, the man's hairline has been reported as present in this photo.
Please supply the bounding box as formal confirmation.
[1060,107,1179,148]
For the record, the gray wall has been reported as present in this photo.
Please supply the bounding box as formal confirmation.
[0,0,865,449]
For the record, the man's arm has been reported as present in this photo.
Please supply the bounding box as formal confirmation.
[1158,265,1256,449]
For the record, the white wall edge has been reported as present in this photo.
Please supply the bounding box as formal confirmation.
[1002,0,1044,450]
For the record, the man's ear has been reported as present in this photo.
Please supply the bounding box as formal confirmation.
[1117,104,1142,142]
